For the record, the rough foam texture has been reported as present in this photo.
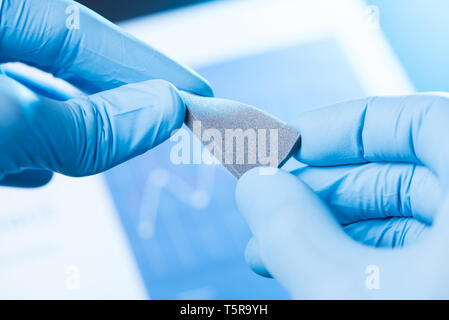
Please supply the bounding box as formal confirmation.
[180,91,301,178]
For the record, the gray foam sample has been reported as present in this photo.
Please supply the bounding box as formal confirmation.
[180,91,301,178]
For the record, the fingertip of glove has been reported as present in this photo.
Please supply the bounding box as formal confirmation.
[236,167,293,199]
[245,238,273,278]
[236,168,293,223]
[197,80,214,98]
[236,167,276,206]
[236,167,313,225]
[182,69,214,97]
[0,170,53,188]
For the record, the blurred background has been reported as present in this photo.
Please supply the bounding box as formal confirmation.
[78,0,449,93]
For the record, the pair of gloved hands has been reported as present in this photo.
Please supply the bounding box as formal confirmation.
[3,0,449,298]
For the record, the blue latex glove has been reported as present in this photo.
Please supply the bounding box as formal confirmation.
[236,94,449,299]
[0,0,212,187]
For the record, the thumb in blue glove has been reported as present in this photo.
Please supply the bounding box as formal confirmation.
[237,94,449,299]
[0,75,184,177]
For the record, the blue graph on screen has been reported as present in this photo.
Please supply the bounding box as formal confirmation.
[104,38,365,299]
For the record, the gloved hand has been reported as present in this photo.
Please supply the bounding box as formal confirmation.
[236,94,449,299]
[0,0,212,187]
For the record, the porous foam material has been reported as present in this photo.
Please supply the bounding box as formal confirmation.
[180,91,301,178]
